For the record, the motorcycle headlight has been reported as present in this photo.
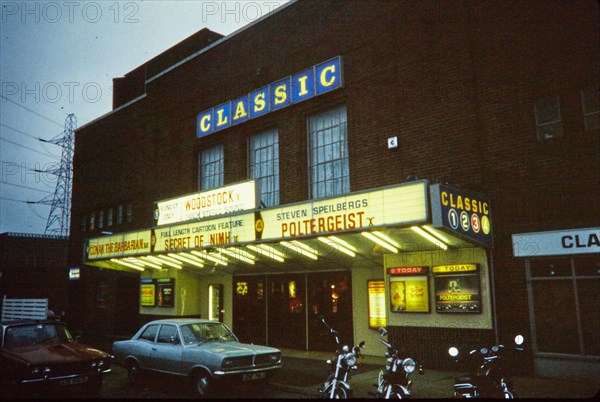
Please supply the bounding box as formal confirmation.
[402,358,416,373]
[345,353,357,367]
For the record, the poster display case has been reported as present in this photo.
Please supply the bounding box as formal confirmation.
[367,280,386,328]
[433,264,481,313]
[387,267,430,313]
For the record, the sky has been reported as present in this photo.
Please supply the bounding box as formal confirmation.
[0,0,290,235]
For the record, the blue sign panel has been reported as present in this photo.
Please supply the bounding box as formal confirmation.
[197,56,343,138]
[315,57,342,95]
[292,68,316,103]
[214,102,232,131]
[231,96,250,126]
[430,184,493,248]
[249,86,270,119]
[270,77,292,111]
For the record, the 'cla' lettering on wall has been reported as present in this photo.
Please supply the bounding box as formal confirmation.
[197,57,343,137]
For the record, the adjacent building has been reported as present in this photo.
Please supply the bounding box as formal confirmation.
[68,0,599,380]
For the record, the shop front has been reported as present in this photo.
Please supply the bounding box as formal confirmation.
[83,180,496,357]
[512,228,600,381]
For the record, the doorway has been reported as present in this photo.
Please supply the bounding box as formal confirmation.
[233,270,353,351]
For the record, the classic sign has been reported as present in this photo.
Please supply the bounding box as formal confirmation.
[197,57,343,137]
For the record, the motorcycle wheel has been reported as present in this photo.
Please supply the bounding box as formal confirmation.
[322,384,349,399]
[332,386,349,399]
[387,385,404,399]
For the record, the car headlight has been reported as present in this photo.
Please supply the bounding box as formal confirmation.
[222,359,234,369]
[402,358,416,373]
[345,353,357,367]
[269,353,281,363]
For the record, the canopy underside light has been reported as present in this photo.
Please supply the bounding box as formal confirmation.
[94,225,472,274]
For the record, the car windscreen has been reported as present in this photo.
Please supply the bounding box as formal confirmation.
[4,323,73,347]
[180,322,238,344]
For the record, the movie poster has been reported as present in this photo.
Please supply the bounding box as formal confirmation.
[388,267,430,313]
[157,278,175,307]
[433,264,481,313]
[140,281,156,307]
[368,280,386,328]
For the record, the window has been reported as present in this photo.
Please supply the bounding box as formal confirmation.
[81,214,87,232]
[581,87,599,131]
[126,203,133,223]
[527,256,600,357]
[249,129,279,207]
[308,105,349,199]
[98,210,104,229]
[96,281,107,308]
[90,212,95,231]
[534,96,562,140]
[117,204,124,225]
[107,208,113,227]
[200,145,224,190]
[139,324,159,342]
[157,325,180,344]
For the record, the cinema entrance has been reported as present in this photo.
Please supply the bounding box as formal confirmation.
[232,270,353,351]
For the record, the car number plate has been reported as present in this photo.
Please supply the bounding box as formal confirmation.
[243,372,266,381]
[60,376,88,386]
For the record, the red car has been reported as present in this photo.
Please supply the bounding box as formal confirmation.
[0,319,111,397]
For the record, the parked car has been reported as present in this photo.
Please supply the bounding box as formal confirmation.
[0,319,112,397]
[112,318,282,397]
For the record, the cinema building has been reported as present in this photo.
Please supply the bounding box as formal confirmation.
[68,1,599,380]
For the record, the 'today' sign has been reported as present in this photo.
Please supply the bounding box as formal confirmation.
[197,56,343,137]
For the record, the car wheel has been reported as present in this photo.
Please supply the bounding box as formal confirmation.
[126,360,141,384]
[192,370,211,398]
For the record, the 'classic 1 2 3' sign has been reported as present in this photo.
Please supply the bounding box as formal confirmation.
[430,184,493,248]
[197,56,343,137]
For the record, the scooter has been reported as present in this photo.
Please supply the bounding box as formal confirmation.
[448,335,525,398]
[374,327,424,398]
[317,317,365,399]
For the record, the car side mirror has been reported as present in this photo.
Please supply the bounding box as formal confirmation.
[378,327,387,336]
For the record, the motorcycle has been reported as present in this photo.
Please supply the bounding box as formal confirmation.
[447,335,525,398]
[317,317,365,399]
[374,327,424,399]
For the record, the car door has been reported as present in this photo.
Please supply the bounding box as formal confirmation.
[149,324,184,374]
[135,323,160,369]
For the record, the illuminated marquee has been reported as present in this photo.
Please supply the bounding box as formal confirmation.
[154,181,257,226]
[87,231,152,260]
[197,57,343,137]
[153,212,256,252]
[259,181,428,240]
[430,184,493,248]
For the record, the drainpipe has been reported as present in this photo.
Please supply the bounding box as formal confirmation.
[489,249,499,344]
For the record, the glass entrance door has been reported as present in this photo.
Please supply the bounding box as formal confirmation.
[267,274,306,349]
[308,271,353,351]
[232,275,266,344]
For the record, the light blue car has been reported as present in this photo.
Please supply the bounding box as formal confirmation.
[112,318,282,397]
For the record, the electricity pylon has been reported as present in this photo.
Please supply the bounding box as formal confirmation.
[38,114,77,236]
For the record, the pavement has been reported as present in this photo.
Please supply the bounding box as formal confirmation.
[81,335,599,399]
[271,348,600,399]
